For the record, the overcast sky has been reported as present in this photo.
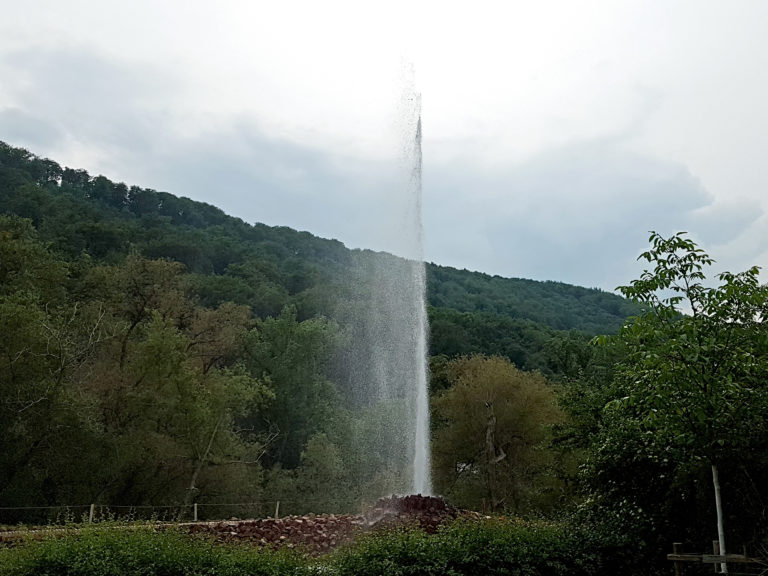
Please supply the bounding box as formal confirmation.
[2,0,768,290]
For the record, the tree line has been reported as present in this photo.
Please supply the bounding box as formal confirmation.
[0,141,588,520]
[3,141,768,574]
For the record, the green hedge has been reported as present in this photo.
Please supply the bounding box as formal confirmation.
[0,518,632,576]
[331,517,629,576]
[0,524,314,576]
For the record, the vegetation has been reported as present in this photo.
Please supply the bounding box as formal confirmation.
[4,140,768,574]
[0,517,629,576]
[615,233,768,558]
[0,523,314,576]
[427,265,636,334]
[0,218,270,516]
[431,356,564,514]
[0,140,634,370]
[0,140,628,521]
[331,518,629,576]
[570,232,768,573]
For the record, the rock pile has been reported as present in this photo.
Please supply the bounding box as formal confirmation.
[363,494,462,533]
[0,495,471,555]
[182,495,468,553]
[183,513,360,553]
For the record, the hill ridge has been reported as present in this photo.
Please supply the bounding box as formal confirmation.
[0,139,636,345]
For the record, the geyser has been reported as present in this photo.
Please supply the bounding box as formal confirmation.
[408,113,431,495]
[348,77,431,497]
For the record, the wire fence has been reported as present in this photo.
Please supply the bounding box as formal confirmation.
[668,542,767,576]
[0,498,377,527]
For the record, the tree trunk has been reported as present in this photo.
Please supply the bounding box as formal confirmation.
[712,463,727,574]
[485,401,497,511]
[181,413,224,519]
[484,401,506,512]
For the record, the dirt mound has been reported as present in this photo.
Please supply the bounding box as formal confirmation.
[184,513,360,553]
[363,494,462,533]
[183,495,470,553]
[0,495,474,555]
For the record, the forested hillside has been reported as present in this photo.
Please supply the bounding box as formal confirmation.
[0,141,635,370]
[5,141,768,576]
[0,141,634,521]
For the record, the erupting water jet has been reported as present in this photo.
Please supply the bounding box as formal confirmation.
[350,70,431,498]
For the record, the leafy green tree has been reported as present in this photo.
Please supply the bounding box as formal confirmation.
[60,167,90,193]
[432,355,564,513]
[2,139,651,520]
[263,432,353,514]
[245,306,342,468]
[0,217,107,509]
[85,255,188,369]
[0,215,67,300]
[595,232,768,566]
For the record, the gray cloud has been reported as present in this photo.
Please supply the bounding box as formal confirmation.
[0,46,181,158]
[2,46,762,292]
[0,46,414,255]
[424,141,763,289]
[140,122,404,250]
[0,107,64,149]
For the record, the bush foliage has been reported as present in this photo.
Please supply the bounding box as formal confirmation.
[332,518,629,576]
[0,518,635,576]
[0,523,314,576]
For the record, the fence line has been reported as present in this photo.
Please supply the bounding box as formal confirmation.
[0,498,377,526]
[0,498,370,511]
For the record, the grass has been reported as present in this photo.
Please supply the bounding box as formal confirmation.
[0,522,316,576]
[331,517,621,576]
[0,516,629,576]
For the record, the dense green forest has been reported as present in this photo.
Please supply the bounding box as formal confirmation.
[0,140,618,515]
[3,141,768,575]
[0,140,635,367]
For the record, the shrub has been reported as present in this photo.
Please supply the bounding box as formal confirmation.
[0,517,634,576]
[0,523,315,576]
[332,517,630,576]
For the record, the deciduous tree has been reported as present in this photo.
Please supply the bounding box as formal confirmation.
[594,232,768,568]
[432,355,563,513]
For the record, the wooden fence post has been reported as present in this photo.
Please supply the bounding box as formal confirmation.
[89,503,95,523]
[672,542,683,576]
[193,503,198,522]
[713,540,725,573]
